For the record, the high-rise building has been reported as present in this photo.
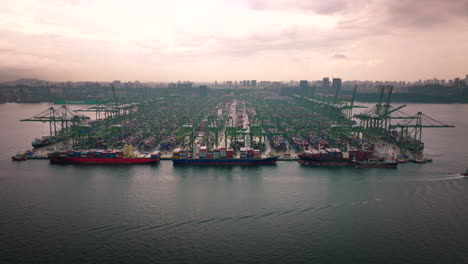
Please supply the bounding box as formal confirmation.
[299,80,308,94]
[322,77,330,91]
[251,80,257,87]
[332,78,342,92]
[199,85,208,97]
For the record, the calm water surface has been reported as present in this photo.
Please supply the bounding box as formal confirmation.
[0,103,467,264]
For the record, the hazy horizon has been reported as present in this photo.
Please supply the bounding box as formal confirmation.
[1,0,467,83]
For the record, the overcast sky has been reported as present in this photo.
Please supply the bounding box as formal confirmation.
[0,0,467,82]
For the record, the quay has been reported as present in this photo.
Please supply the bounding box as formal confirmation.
[13,85,453,166]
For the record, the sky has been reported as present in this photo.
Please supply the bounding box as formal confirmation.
[0,0,467,82]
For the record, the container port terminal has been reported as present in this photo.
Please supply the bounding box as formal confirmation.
[13,84,454,166]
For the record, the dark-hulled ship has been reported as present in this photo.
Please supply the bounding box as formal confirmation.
[298,149,351,166]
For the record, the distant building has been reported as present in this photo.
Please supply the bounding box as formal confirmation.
[199,85,208,97]
[299,80,308,94]
[322,77,330,91]
[176,81,192,89]
[251,80,257,87]
[332,78,342,93]
[112,80,122,88]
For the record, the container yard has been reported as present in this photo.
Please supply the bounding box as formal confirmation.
[13,85,454,167]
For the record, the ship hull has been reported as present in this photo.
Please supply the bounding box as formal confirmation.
[173,157,278,165]
[12,156,28,161]
[50,157,160,164]
[351,162,398,168]
[298,156,351,166]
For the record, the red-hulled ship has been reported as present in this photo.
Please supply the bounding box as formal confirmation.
[48,148,160,164]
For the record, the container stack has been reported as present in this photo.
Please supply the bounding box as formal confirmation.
[199,146,207,158]
[247,149,254,158]
[220,148,227,158]
[172,148,180,159]
[240,148,247,159]
[226,148,234,158]
[253,149,261,158]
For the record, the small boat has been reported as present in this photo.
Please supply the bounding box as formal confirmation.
[396,154,409,163]
[413,158,427,164]
[11,154,28,161]
[460,169,468,176]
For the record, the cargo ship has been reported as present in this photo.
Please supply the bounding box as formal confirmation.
[298,145,398,168]
[172,147,278,165]
[48,146,160,164]
[298,149,351,166]
[351,159,398,168]
[32,136,53,148]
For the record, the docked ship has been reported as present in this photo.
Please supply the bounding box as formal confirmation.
[32,136,53,148]
[351,159,398,168]
[11,154,28,161]
[48,146,160,164]
[298,149,351,166]
[396,154,409,163]
[172,147,278,165]
[298,146,398,168]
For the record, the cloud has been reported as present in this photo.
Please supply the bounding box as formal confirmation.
[332,54,348,60]
[1,0,468,82]
[134,24,386,59]
[0,67,39,82]
[47,0,95,6]
[379,0,468,28]
[243,0,362,14]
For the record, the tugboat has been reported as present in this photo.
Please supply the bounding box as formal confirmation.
[413,157,427,164]
[11,154,28,161]
[460,169,468,176]
[396,154,409,163]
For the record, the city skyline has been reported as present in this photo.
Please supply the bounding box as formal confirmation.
[0,0,467,82]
